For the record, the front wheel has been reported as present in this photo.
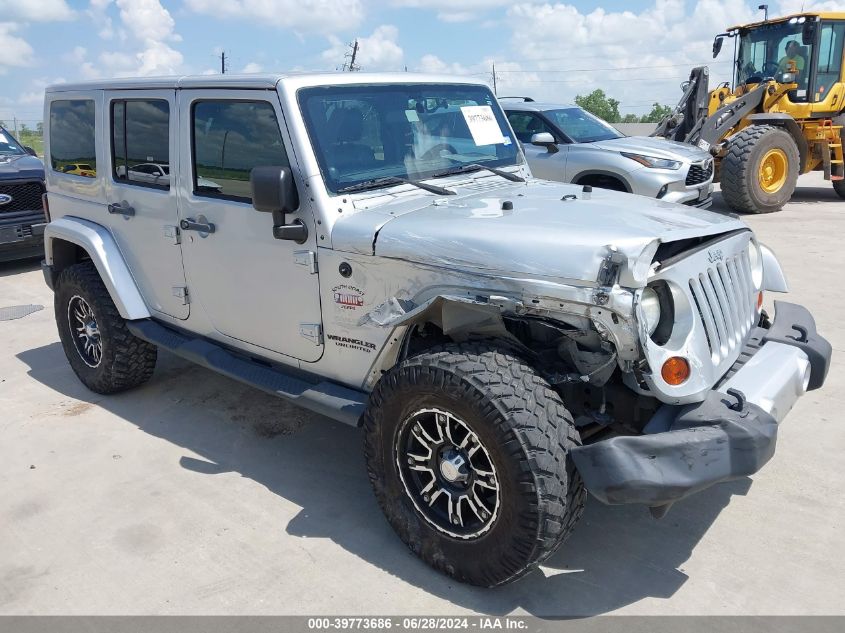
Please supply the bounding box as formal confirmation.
[720,125,800,214]
[363,342,585,586]
[833,178,845,200]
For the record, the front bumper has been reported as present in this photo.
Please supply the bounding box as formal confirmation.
[687,194,713,209]
[630,167,713,206]
[660,183,713,207]
[0,221,45,262]
[570,301,831,510]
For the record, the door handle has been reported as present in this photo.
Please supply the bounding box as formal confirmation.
[107,202,135,217]
[180,218,216,234]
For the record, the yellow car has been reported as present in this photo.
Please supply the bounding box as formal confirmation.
[61,163,96,177]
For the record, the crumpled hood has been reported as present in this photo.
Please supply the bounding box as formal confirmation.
[590,136,710,162]
[332,179,746,286]
[0,154,45,180]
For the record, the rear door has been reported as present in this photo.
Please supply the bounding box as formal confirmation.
[103,89,189,319]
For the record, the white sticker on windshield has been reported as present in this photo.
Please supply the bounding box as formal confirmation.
[0,133,8,143]
[460,105,507,146]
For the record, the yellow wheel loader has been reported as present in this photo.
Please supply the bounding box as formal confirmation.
[654,12,845,213]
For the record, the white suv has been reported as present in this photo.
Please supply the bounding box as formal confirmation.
[502,99,715,207]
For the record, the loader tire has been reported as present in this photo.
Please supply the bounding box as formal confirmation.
[363,342,585,587]
[721,125,800,214]
[834,179,845,200]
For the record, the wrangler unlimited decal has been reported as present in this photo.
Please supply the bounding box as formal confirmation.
[327,333,376,353]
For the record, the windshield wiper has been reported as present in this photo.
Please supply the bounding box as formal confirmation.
[337,176,455,196]
[433,163,525,183]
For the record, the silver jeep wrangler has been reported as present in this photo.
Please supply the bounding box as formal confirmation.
[41,73,831,587]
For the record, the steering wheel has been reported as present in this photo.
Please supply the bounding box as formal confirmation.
[761,61,780,77]
[420,143,458,161]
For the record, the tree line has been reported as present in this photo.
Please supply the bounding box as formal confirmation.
[1,120,45,155]
[574,90,672,124]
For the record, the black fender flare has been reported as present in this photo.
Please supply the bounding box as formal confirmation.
[571,170,633,193]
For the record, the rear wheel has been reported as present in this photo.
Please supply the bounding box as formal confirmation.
[833,179,845,200]
[363,342,585,586]
[721,125,800,213]
[55,262,157,394]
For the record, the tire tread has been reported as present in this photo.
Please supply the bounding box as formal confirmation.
[721,125,799,214]
[56,261,157,394]
[362,341,585,587]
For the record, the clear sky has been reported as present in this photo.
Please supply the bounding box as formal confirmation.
[0,0,837,128]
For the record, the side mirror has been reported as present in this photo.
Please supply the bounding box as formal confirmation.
[250,165,307,243]
[24,146,37,156]
[802,20,817,46]
[712,36,724,58]
[530,132,559,153]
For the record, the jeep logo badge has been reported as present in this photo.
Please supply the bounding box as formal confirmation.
[0,194,13,206]
[707,248,724,263]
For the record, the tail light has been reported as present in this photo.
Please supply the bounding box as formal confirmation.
[42,192,51,222]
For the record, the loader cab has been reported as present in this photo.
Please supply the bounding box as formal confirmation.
[735,20,811,98]
[729,14,845,108]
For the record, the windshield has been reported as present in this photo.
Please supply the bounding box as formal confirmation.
[544,108,623,143]
[298,83,520,194]
[0,128,27,156]
[737,21,812,95]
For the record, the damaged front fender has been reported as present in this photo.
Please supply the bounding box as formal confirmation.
[361,294,518,342]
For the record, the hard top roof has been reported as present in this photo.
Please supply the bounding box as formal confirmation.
[46,72,491,94]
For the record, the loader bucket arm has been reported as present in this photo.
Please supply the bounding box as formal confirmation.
[652,67,711,142]
[691,83,768,149]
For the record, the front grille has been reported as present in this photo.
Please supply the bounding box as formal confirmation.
[686,160,714,186]
[0,181,45,213]
[688,249,756,365]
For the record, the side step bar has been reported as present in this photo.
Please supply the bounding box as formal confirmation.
[127,320,367,427]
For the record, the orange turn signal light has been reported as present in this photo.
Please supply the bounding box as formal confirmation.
[757,291,764,310]
[661,357,691,386]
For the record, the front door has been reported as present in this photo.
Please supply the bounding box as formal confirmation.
[176,89,324,362]
[104,89,189,319]
[505,111,568,180]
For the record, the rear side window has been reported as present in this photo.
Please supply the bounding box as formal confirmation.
[112,100,170,189]
[192,100,289,202]
[50,100,96,177]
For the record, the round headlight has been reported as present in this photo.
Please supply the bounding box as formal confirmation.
[640,286,661,336]
[748,240,763,288]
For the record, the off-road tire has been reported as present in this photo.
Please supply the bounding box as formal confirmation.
[362,342,585,587]
[833,178,845,200]
[721,125,800,214]
[55,261,157,394]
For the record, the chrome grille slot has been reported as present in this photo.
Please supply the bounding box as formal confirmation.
[688,248,756,365]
